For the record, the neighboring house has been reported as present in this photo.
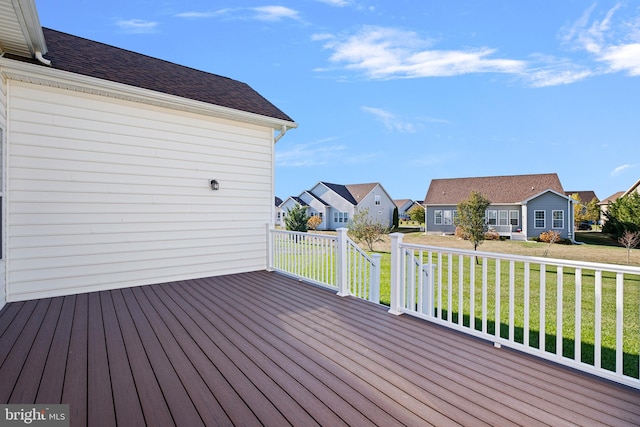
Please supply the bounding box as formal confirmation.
[394,199,422,221]
[282,182,395,230]
[275,196,284,227]
[423,173,575,240]
[565,190,598,205]
[0,2,296,307]
[599,178,640,225]
[566,190,599,224]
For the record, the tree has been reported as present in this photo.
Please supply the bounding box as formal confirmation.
[603,192,640,238]
[571,193,601,227]
[347,208,388,251]
[618,230,640,265]
[307,215,322,231]
[570,193,587,225]
[284,204,310,232]
[392,206,399,230]
[455,191,491,252]
[407,204,425,224]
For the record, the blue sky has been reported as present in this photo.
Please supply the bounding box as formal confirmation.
[35,1,640,202]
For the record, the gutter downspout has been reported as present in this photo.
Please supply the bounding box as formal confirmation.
[34,51,51,66]
[273,125,289,143]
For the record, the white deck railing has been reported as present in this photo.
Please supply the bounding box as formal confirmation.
[388,232,640,389]
[268,226,381,303]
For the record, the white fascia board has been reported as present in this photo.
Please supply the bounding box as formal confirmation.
[0,58,298,131]
[11,0,47,55]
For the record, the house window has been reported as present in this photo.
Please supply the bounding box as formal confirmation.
[434,210,443,225]
[534,210,545,228]
[443,210,452,225]
[319,212,323,220]
[509,210,519,226]
[552,210,564,228]
[486,210,497,226]
[334,212,349,223]
[374,195,381,205]
[498,210,508,226]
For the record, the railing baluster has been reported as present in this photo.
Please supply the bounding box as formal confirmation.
[509,260,515,342]
[557,266,563,357]
[540,264,546,353]
[575,268,582,363]
[616,272,624,375]
[524,262,530,347]
[595,270,602,369]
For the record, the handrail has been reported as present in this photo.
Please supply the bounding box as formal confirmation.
[389,232,640,390]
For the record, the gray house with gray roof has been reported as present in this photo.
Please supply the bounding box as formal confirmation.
[281,182,395,230]
[423,173,575,240]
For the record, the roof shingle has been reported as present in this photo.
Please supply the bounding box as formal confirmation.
[424,173,564,205]
[30,28,294,123]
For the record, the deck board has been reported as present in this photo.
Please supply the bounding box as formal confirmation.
[1,270,639,426]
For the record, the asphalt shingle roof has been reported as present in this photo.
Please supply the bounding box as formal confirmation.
[424,173,564,205]
[27,28,294,123]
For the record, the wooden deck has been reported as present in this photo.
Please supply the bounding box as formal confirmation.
[1,271,639,426]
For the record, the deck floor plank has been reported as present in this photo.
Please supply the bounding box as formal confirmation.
[35,296,75,404]
[87,292,116,427]
[0,270,639,427]
[99,291,146,426]
[109,289,174,426]
[243,271,628,426]
[61,294,88,426]
[119,287,205,427]
[130,286,234,426]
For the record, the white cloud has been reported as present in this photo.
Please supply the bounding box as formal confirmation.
[316,26,526,80]
[316,0,351,6]
[361,106,416,133]
[276,139,347,167]
[175,6,302,22]
[115,19,159,34]
[562,3,640,76]
[610,164,636,177]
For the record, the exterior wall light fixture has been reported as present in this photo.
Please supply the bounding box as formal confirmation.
[210,179,220,191]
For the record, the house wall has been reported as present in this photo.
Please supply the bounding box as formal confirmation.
[298,193,328,230]
[526,192,572,239]
[425,205,457,234]
[356,185,394,228]
[6,81,275,301]
[310,183,354,230]
[0,72,6,309]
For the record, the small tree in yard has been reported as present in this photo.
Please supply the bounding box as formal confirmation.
[455,191,491,253]
[347,208,388,251]
[392,206,399,230]
[407,205,425,225]
[618,230,640,265]
[284,204,310,232]
[307,215,322,231]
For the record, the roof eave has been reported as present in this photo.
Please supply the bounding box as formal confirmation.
[0,57,298,130]
[10,0,47,56]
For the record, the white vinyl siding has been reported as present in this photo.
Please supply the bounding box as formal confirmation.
[6,82,274,301]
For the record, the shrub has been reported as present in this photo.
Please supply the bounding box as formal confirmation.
[484,231,500,240]
[455,226,469,240]
[307,215,322,231]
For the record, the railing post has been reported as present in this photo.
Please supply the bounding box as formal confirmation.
[266,223,273,272]
[389,232,404,315]
[336,228,349,297]
[369,253,382,304]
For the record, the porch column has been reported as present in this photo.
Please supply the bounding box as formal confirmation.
[336,228,349,296]
[388,232,404,315]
